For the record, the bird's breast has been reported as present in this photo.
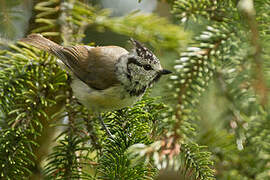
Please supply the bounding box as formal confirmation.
[71,78,142,112]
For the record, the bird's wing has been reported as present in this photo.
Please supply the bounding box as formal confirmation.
[20,34,128,90]
[60,45,128,90]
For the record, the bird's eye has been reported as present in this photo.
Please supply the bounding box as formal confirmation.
[143,64,152,71]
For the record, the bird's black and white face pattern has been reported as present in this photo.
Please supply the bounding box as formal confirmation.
[116,39,171,96]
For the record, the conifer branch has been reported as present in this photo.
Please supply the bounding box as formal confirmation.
[1,1,269,179]
[30,0,62,42]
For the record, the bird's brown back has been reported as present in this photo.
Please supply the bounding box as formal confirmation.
[21,34,129,90]
[61,45,128,90]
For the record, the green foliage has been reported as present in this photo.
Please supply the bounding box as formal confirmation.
[70,1,189,51]
[31,0,61,37]
[180,143,214,180]
[101,13,188,51]
[0,0,29,39]
[44,130,93,179]
[172,0,236,23]
[0,44,68,124]
[1,0,270,180]
[0,43,68,179]
[0,128,38,179]
[97,97,163,179]
[43,93,96,179]
[170,0,270,179]
[127,141,215,180]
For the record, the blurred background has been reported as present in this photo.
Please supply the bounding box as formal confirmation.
[0,0,170,42]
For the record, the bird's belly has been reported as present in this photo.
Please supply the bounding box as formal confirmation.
[71,78,141,112]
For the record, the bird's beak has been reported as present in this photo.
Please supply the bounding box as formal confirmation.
[160,69,172,75]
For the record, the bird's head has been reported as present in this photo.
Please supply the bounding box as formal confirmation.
[116,39,172,96]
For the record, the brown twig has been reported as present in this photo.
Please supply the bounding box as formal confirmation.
[239,0,269,107]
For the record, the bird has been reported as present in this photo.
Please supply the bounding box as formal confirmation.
[21,34,172,137]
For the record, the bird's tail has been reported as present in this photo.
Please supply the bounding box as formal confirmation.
[20,34,64,59]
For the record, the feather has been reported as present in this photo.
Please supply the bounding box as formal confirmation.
[21,34,128,90]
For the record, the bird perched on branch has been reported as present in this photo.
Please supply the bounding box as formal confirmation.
[21,34,171,137]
